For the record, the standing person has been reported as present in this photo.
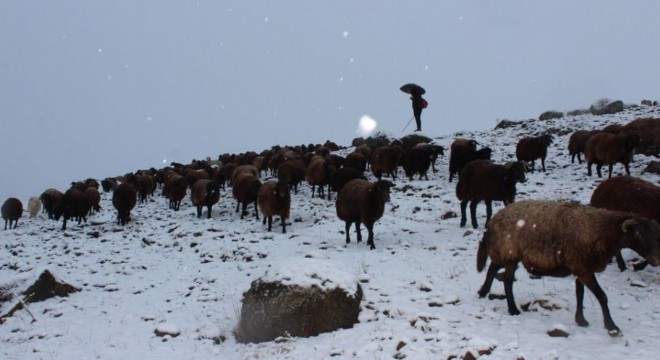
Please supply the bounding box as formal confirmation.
[410,89,426,132]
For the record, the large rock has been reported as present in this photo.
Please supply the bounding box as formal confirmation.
[590,99,624,115]
[539,110,563,121]
[235,259,363,343]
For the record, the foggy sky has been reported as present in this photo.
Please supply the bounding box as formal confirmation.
[2,1,660,203]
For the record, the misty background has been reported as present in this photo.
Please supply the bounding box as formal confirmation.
[1,1,659,203]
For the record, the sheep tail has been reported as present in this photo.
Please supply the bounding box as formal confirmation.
[476,231,490,272]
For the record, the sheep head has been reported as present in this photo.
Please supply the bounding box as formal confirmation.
[371,180,394,203]
[541,134,555,146]
[622,218,660,266]
[505,161,527,184]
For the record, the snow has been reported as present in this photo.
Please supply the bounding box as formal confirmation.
[1,105,660,359]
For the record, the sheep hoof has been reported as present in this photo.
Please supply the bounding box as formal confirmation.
[608,328,622,337]
[509,308,521,316]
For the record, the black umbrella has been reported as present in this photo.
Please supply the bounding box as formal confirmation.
[400,83,425,95]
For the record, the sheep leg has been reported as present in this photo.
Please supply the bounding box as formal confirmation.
[267,216,272,231]
[477,263,502,298]
[607,164,613,179]
[206,205,212,219]
[503,264,520,315]
[469,201,479,229]
[344,222,352,244]
[355,222,362,243]
[459,200,469,227]
[254,201,259,220]
[197,206,202,218]
[614,253,627,272]
[596,164,603,178]
[240,202,247,219]
[587,161,593,176]
[365,222,376,250]
[574,280,589,327]
[280,216,286,233]
[578,274,621,336]
[624,163,631,176]
[541,157,546,172]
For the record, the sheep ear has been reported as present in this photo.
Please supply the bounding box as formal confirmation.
[622,218,638,233]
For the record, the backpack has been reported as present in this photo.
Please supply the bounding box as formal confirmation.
[420,98,428,109]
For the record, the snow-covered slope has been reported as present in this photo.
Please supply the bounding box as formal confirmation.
[1,106,660,360]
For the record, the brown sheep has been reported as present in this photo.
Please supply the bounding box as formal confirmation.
[344,152,367,172]
[354,144,373,169]
[40,188,64,220]
[257,180,291,233]
[101,177,118,192]
[584,132,640,178]
[186,169,211,190]
[2,197,23,230]
[515,134,554,172]
[231,165,260,186]
[456,160,527,228]
[232,172,262,220]
[618,117,660,156]
[84,187,101,215]
[568,130,600,164]
[112,183,137,225]
[277,158,306,194]
[448,139,492,182]
[370,145,403,180]
[476,200,660,337]
[135,174,155,204]
[191,179,221,219]
[336,179,393,250]
[84,178,100,190]
[164,174,188,211]
[305,155,336,199]
[70,181,86,192]
[590,175,660,271]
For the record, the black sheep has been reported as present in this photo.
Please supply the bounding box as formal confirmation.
[2,197,23,230]
[112,183,137,225]
[61,188,90,230]
[448,139,492,182]
[456,160,526,228]
[515,134,554,172]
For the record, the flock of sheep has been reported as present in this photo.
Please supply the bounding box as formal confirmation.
[2,115,660,337]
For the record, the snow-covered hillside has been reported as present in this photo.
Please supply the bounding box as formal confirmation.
[1,106,660,360]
